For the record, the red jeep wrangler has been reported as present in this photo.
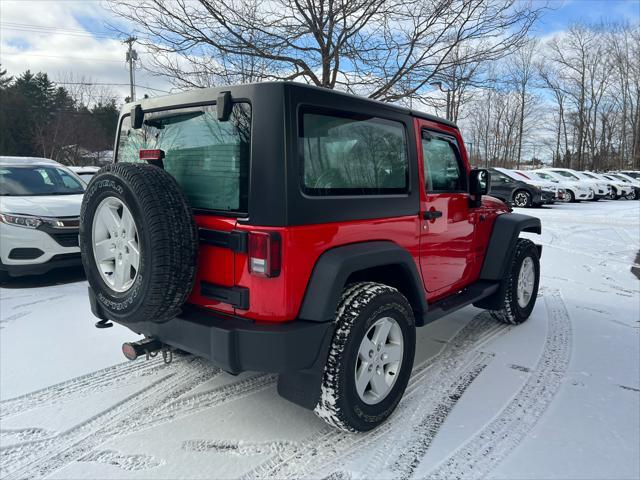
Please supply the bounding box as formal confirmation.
[80,83,541,432]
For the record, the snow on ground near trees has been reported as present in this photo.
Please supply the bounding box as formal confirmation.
[1,200,638,479]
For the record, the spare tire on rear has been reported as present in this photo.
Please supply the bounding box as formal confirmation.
[79,163,198,324]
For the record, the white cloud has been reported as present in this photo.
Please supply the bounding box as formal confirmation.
[0,0,172,102]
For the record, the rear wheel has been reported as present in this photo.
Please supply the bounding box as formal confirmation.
[627,190,638,200]
[80,163,198,324]
[513,190,532,208]
[491,239,540,325]
[314,282,416,432]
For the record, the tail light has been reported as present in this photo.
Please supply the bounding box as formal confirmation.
[248,231,281,277]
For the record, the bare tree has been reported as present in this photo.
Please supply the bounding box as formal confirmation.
[508,38,538,168]
[108,0,546,100]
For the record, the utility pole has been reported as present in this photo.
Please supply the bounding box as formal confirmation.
[124,36,137,102]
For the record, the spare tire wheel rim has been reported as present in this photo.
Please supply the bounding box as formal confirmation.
[517,256,535,308]
[92,196,140,293]
[355,316,404,405]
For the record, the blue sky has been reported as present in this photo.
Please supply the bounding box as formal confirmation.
[533,0,639,35]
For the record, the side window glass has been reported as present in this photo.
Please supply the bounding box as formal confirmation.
[301,110,408,196]
[421,134,464,192]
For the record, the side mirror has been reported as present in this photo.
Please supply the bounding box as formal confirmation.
[131,104,144,129]
[469,169,490,207]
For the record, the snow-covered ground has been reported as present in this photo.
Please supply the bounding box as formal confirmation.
[1,200,638,480]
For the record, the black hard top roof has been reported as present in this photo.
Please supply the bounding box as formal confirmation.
[124,81,458,129]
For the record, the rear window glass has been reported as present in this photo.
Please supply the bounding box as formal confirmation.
[300,110,408,196]
[116,103,251,213]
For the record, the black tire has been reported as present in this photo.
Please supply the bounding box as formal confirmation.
[314,282,416,432]
[512,190,532,208]
[79,163,198,324]
[565,190,574,203]
[490,239,540,325]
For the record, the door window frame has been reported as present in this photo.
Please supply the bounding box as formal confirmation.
[420,128,468,194]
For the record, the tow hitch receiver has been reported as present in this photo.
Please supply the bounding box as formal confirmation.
[122,338,163,361]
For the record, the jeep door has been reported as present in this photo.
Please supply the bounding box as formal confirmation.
[416,121,475,297]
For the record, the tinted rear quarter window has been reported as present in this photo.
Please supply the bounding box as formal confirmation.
[300,109,408,196]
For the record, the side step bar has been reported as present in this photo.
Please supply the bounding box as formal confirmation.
[424,280,499,324]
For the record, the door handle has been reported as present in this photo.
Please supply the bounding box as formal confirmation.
[423,210,443,220]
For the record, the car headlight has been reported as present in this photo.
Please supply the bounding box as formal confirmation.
[0,213,43,229]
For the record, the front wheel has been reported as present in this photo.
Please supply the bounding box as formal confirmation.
[513,190,532,208]
[314,282,416,432]
[564,190,574,203]
[626,190,638,200]
[491,239,540,325]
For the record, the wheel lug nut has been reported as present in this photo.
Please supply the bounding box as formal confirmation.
[369,349,374,358]
[368,364,373,372]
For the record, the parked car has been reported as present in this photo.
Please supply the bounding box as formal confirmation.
[68,166,101,185]
[581,171,632,200]
[487,167,555,207]
[544,168,609,200]
[608,172,640,200]
[534,169,593,202]
[619,170,640,180]
[0,156,85,281]
[81,82,542,432]
[500,168,565,203]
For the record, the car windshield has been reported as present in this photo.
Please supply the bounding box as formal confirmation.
[0,165,85,196]
[532,172,556,182]
[554,170,580,180]
[611,174,630,183]
[515,171,531,180]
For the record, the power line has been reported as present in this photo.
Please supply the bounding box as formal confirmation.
[0,22,119,40]
[1,52,124,63]
[53,82,171,94]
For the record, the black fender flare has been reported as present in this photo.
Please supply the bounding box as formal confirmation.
[474,212,541,310]
[297,240,428,323]
[479,212,541,281]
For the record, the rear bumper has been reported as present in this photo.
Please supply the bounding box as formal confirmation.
[89,287,333,375]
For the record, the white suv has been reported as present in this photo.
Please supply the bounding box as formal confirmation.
[534,169,593,202]
[0,157,85,281]
[545,168,609,200]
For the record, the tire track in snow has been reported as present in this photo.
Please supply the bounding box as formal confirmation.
[182,439,293,456]
[386,354,492,479]
[241,313,509,480]
[123,373,277,436]
[0,358,218,480]
[423,290,572,479]
[0,357,172,420]
[80,449,165,471]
